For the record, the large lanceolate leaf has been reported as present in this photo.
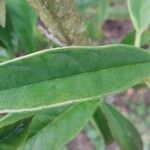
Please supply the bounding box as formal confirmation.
[0,45,150,113]
[20,101,98,150]
[0,0,6,27]
[100,102,143,150]
[4,0,37,52]
[127,0,150,33]
[0,118,32,150]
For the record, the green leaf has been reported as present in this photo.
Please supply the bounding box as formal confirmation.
[127,0,150,33]
[93,105,113,144]
[100,102,143,150]
[20,101,98,150]
[0,112,33,129]
[5,0,37,52]
[0,118,32,150]
[0,18,15,57]
[0,0,6,27]
[145,78,150,88]
[75,0,98,9]
[76,0,108,39]
[0,45,150,113]
[122,30,150,46]
[0,105,70,130]
[27,105,71,138]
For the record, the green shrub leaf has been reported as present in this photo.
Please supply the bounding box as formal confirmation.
[0,0,6,27]
[0,113,33,129]
[0,118,32,150]
[0,45,150,113]
[0,105,70,129]
[27,105,71,139]
[122,30,150,46]
[127,0,150,33]
[20,101,98,150]
[4,0,37,52]
[93,105,113,144]
[100,102,143,150]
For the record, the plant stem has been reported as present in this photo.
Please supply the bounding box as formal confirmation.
[134,31,142,47]
[27,0,90,45]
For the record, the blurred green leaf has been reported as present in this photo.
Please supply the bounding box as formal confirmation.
[76,0,108,39]
[5,0,37,52]
[108,5,129,19]
[93,105,113,144]
[0,16,15,56]
[121,30,150,45]
[0,118,32,150]
[21,101,98,150]
[0,0,6,27]
[122,30,150,46]
[27,105,71,138]
[75,0,98,9]
[0,113,33,129]
[127,0,150,33]
[100,102,143,150]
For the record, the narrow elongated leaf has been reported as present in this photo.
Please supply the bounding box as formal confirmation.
[0,112,33,129]
[0,105,70,130]
[100,102,143,150]
[27,104,71,138]
[4,0,37,52]
[21,101,98,150]
[0,0,5,27]
[0,118,32,150]
[0,45,150,113]
[127,0,150,33]
[93,105,113,144]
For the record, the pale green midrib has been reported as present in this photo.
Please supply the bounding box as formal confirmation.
[0,96,101,113]
[0,60,150,93]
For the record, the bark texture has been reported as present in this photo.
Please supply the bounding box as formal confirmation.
[27,0,90,45]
